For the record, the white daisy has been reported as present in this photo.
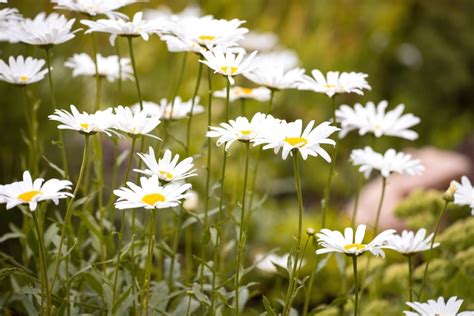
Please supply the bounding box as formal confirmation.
[316,224,396,257]
[244,50,304,90]
[132,97,204,120]
[386,229,439,255]
[254,119,339,161]
[404,296,474,316]
[336,100,420,140]
[0,170,72,211]
[48,104,116,136]
[144,4,202,23]
[161,15,248,53]
[350,146,424,178]
[114,175,191,210]
[113,106,161,139]
[206,112,268,150]
[297,69,371,97]
[0,8,22,43]
[81,12,161,46]
[199,46,258,84]
[65,53,133,82]
[52,0,139,19]
[213,86,271,102]
[12,12,78,46]
[134,147,196,183]
[255,253,289,273]
[452,176,474,215]
[0,55,48,85]
[238,31,278,52]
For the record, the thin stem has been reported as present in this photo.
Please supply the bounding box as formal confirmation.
[127,37,143,109]
[302,238,317,316]
[22,86,39,176]
[373,177,387,235]
[351,175,364,229]
[112,136,137,306]
[235,142,251,315]
[417,200,449,299]
[115,38,123,98]
[168,209,183,290]
[352,256,359,316]
[185,62,203,156]
[143,209,157,316]
[407,255,413,302]
[32,210,51,315]
[169,52,188,121]
[321,95,338,228]
[50,135,90,293]
[211,78,231,312]
[90,33,101,111]
[283,150,304,316]
[268,89,275,113]
[44,47,69,179]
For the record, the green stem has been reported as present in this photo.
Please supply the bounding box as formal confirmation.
[168,209,183,290]
[283,150,304,316]
[112,137,137,306]
[417,200,449,299]
[352,256,359,316]
[115,38,123,98]
[50,135,90,295]
[127,37,143,109]
[32,209,51,315]
[44,47,69,179]
[185,61,203,156]
[211,78,231,312]
[22,86,39,177]
[373,177,387,235]
[407,255,413,302]
[268,88,275,113]
[143,209,157,315]
[351,175,364,229]
[169,52,188,121]
[235,142,250,315]
[90,33,101,111]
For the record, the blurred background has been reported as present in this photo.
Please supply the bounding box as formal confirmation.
[1,0,474,313]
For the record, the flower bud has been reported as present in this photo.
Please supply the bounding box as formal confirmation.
[442,181,457,202]
[306,227,316,236]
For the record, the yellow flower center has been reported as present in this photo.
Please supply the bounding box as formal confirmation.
[241,130,252,136]
[220,66,238,75]
[19,75,29,82]
[159,170,174,180]
[141,193,166,205]
[199,35,216,41]
[241,88,253,94]
[80,123,90,130]
[17,190,41,202]
[324,83,336,89]
[344,243,366,251]
[284,137,308,147]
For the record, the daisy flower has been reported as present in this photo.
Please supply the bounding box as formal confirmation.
[238,31,278,52]
[144,4,202,22]
[298,69,371,97]
[0,7,22,43]
[404,296,474,316]
[113,106,161,139]
[65,53,133,82]
[161,16,248,53]
[386,228,439,255]
[206,112,268,150]
[52,0,139,19]
[12,12,78,47]
[254,119,339,161]
[0,170,72,211]
[350,146,424,178]
[244,50,304,90]
[114,175,191,210]
[48,104,116,136]
[134,147,196,183]
[81,12,161,46]
[316,224,396,257]
[452,176,474,215]
[133,97,204,120]
[336,100,420,140]
[199,46,258,84]
[0,55,48,85]
[213,86,271,102]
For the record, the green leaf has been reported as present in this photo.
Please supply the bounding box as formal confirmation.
[262,295,277,316]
